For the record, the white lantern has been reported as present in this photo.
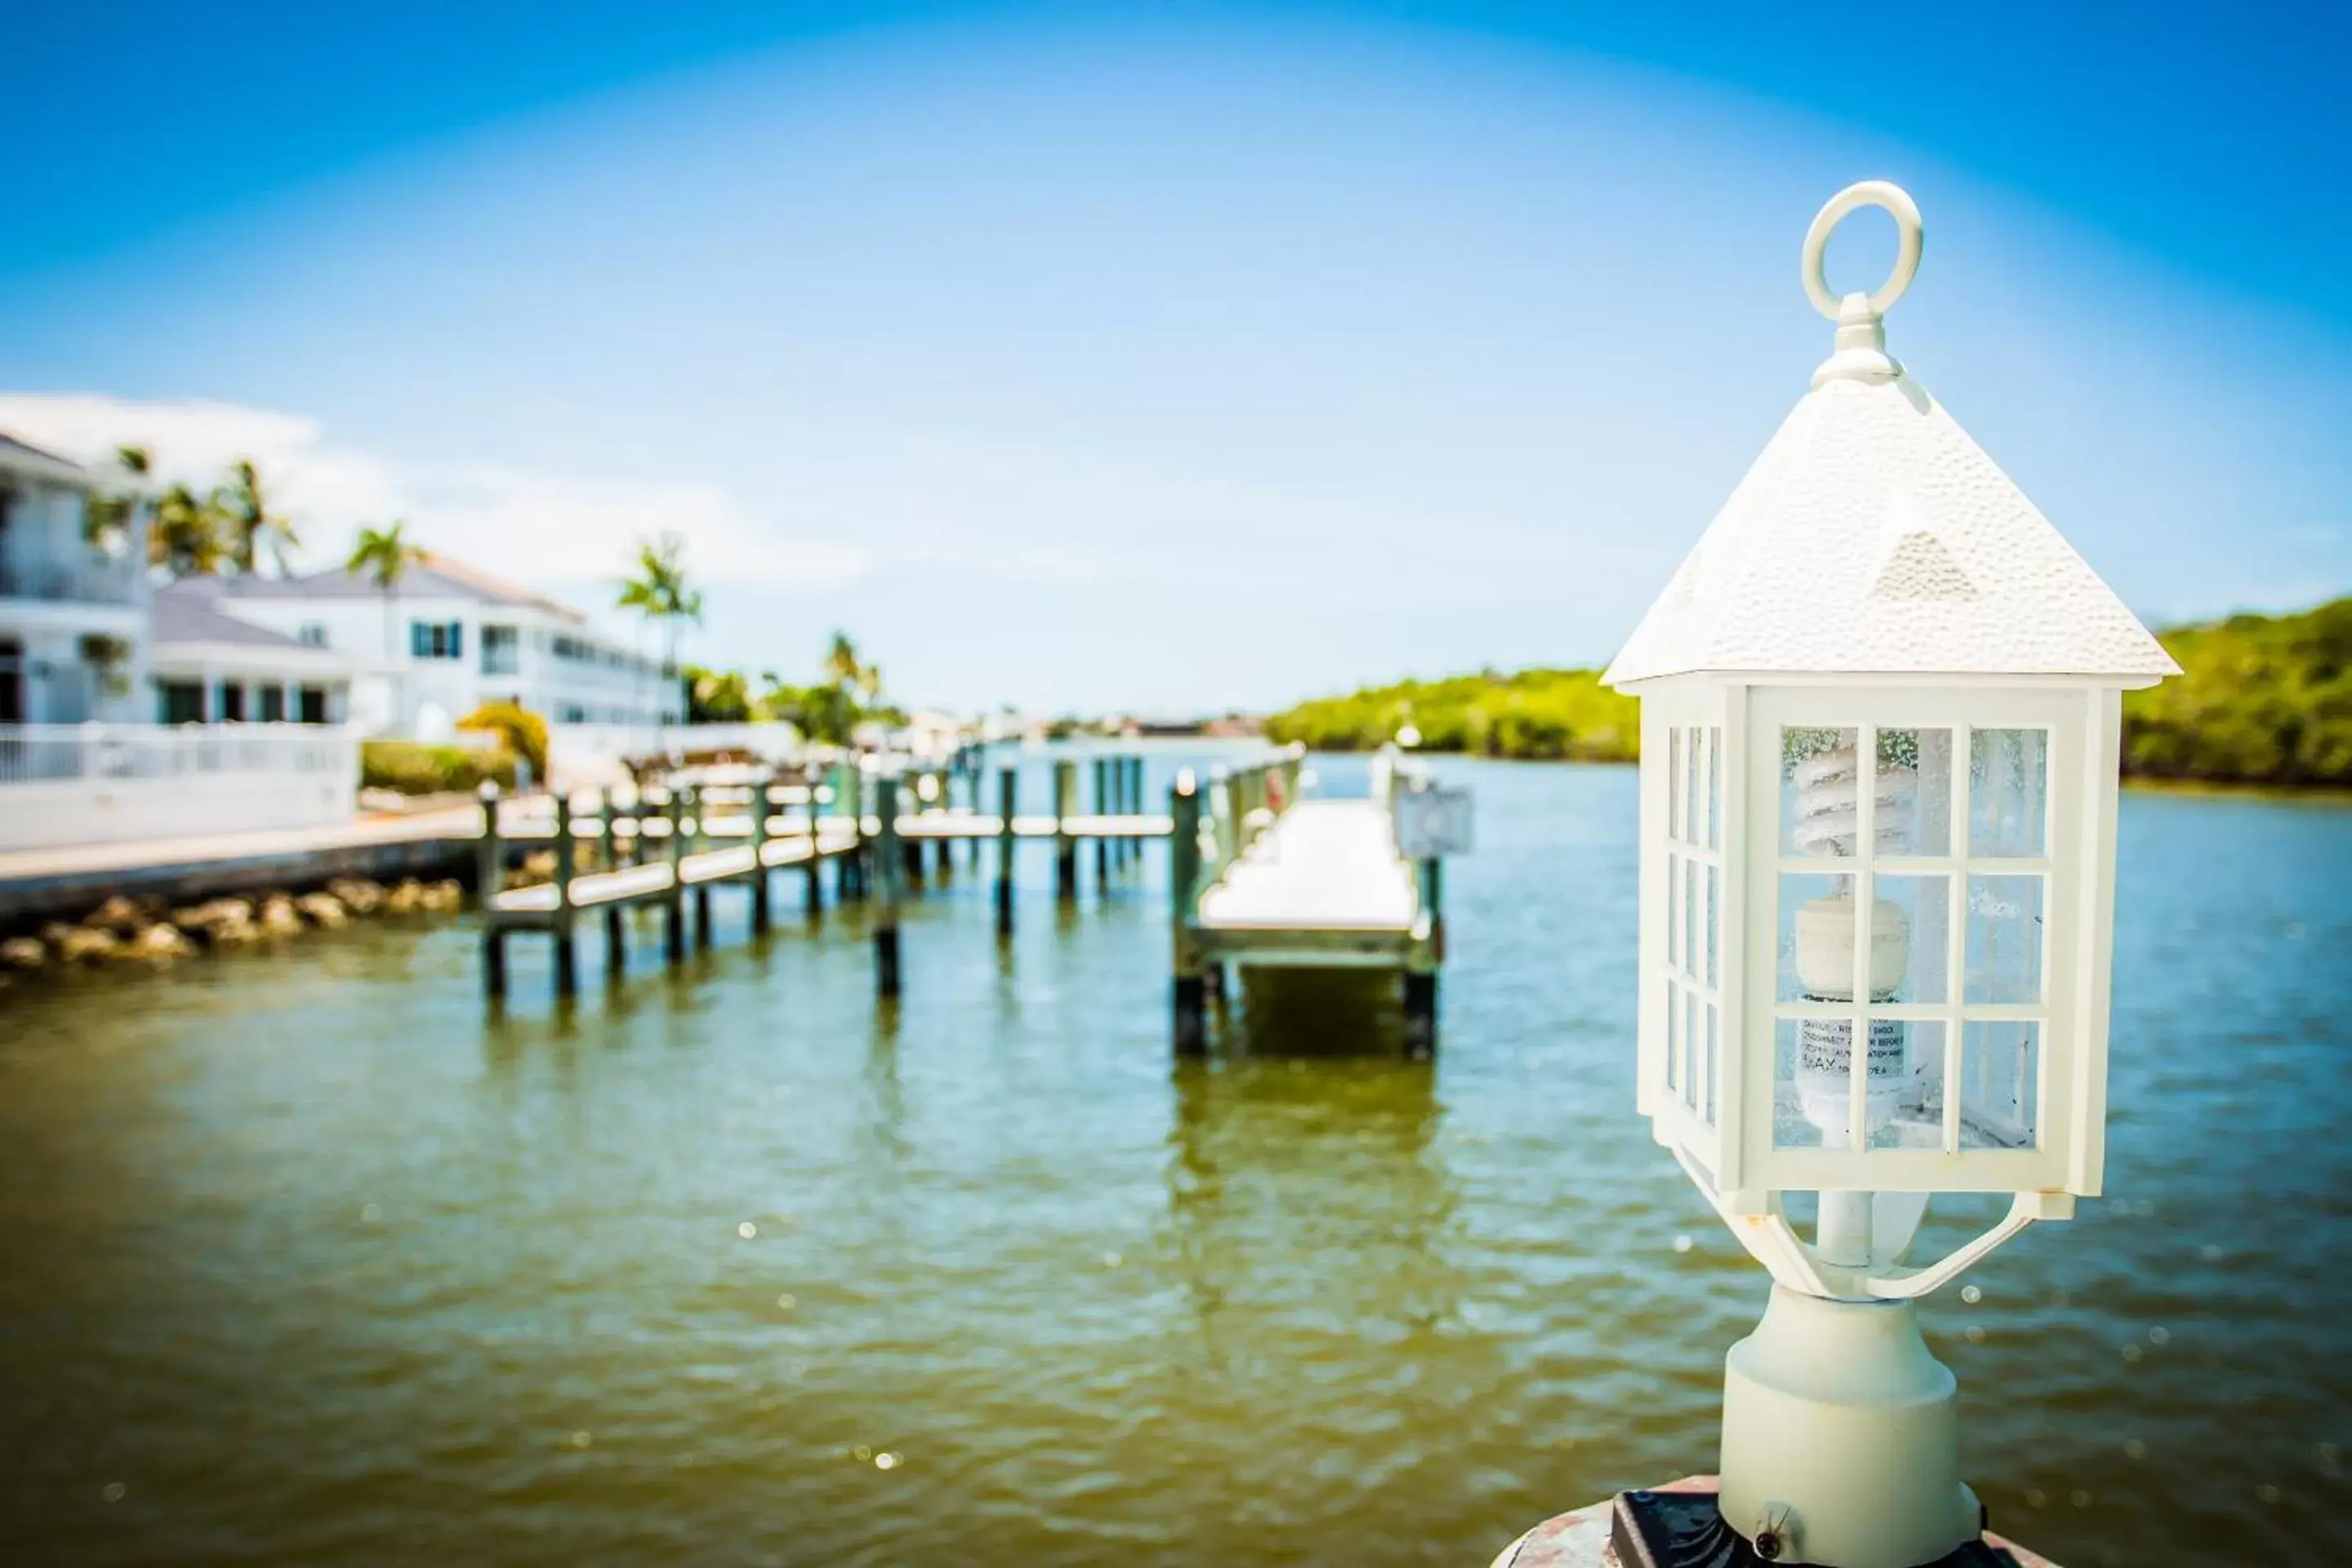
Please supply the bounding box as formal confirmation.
[1601,182,2176,1568]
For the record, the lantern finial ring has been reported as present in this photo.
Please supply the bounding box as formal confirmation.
[1802,180,1923,321]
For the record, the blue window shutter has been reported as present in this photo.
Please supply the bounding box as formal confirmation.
[449,622,463,660]
[410,621,428,657]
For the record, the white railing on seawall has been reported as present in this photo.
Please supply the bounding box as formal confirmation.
[0,724,363,853]
[0,723,359,786]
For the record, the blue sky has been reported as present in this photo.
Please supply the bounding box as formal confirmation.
[2,3,2345,714]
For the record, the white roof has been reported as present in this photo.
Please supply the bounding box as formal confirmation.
[1606,189,2176,688]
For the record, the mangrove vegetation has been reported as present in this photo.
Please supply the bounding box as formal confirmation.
[1263,596,2352,789]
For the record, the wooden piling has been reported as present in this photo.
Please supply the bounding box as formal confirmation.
[1093,757,1110,888]
[688,786,713,949]
[843,764,868,902]
[1405,856,1441,1058]
[970,759,987,868]
[663,785,685,965]
[1403,971,1437,1059]
[1128,755,1144,868]
[600,788,626,978]
[478,782,507,1000]
[875,774,903,996]
[552,789,578,996]
[1169,769,1205,1054]
[750,772,773,934]
[996,764,1017,935]
[1054,758,1077,902]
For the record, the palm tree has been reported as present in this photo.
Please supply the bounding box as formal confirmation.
[617,532,703,742]
[824,630,863,693]
[223,458,298,575]
[149,483,229,577]
[346,521,425,666]
[82,446,153,555]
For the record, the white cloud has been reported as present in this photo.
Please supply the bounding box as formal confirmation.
[0,394,868,618]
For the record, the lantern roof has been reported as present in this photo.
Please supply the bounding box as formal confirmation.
[1605,182,2178,689]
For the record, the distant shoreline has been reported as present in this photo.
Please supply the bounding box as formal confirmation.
[1260,595,2352,792]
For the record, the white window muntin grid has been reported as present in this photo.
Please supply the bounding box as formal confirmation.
[1663,719,1726,1144]
[1642,693,1738,1170]
[1743,686,2083,1196]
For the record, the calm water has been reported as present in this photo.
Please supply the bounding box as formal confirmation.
[2,752,2347,1566]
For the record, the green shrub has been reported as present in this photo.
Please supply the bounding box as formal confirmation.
[361,740,517,796]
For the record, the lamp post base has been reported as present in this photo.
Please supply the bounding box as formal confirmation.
[1719,1285,1980,1568]
[1486,1479,2056,1568]
[1611,1488,2017,1568]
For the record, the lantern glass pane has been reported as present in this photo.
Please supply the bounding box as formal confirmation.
[1781,727,1860,858]
[1704,1003,1720,1127]
[1684,989,1699,1111]
[1968,728,2049,858]
[1683,858,1698,982]
[1878,728,1953,857]
[1965,875,2046,1004]
[1704,864,1721,988]
[1666,977,1681,1094]
[1778,872,1854,1003]
[1668,727,1684,842]
[1959,1020,2040,1149]
[1872,874,1950,1004]
[1775,1017,1851,1151]
[1706,726,1723,850]
[1667,850,1682,971]
[1868,1020,1944,1150]
[1686,727,1704,848]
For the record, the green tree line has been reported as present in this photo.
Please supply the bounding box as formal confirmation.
[1263,595,2352,789]
[1263,667,1638,760]
[684,631,904,744]
[2120,596,2352,787]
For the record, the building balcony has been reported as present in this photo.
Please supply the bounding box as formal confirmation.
[0,555,140,607]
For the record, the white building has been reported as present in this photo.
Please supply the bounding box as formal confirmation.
[151,579,354,724]
[0,435,149,724]
[198,553,684,737]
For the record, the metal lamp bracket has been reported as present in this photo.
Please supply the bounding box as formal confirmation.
[1697,1181,2073,1302]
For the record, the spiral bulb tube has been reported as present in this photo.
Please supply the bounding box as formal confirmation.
[1791,739,1917,1149]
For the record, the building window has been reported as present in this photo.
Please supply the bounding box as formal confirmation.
[258,684,286,722]
[298,686,328,724]
[482,623,519,675]
[559,704,588,723]
[160,680,204,724]
[296,622,328,648]
[218,682,246,722]
[409,620,464,660]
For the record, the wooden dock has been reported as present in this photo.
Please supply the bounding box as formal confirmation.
[475,750,1160,1001]
[477,742,1457,1052]
[1169,745,1450,1058]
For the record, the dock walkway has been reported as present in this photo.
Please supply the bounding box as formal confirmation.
[1196,799,1421,949]
[1169,748,1449,1057]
